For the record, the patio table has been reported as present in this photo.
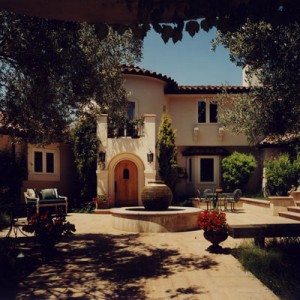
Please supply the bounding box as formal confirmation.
[204,192,233,210]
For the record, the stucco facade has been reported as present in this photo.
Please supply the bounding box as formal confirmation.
[96,66,260,206]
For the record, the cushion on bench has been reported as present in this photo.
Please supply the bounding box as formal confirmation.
[41,188,58,200]
[26,198,66,204]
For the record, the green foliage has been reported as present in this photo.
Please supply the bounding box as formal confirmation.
[264,153,300,196]
[71,116,98,205]
[0,212,11,230]
[157,113,178,195]
[214,21,300,142]
[221,151,257,191]
[0,149,26,205]
[233,238,300,299]
[0,11,142,144]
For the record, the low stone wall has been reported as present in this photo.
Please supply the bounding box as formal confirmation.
[240,197,270,208]
[240,197,294,216]
[268,196,294,216]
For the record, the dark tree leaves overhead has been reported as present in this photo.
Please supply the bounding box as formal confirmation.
[1,1,300,44]
[213,21,300,144]
[0,11,142,144]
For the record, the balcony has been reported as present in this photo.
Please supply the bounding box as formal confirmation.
[107,118,144,138]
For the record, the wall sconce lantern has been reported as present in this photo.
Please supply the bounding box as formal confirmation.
[147,151,154,163]
[218,127,225,141]
[98,151,106,163]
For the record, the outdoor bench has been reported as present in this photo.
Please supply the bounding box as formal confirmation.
[24,188,68,215]
[228,223,300,248]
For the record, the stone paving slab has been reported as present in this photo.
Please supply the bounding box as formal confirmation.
[1,205,294,299]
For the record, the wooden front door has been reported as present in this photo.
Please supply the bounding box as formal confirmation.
[114,160,138,207]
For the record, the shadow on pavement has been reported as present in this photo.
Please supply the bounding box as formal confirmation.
[1,232,220,299]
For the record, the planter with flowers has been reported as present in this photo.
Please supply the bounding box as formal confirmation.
[93,194,113,209]
[22,210,76,255]
[197,210,228,247]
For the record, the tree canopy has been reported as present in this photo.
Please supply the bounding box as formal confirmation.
[1,1,300,44]
[214,21,300,143]
[0,11,142,144]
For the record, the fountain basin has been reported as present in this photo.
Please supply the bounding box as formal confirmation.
[111,206,201,233]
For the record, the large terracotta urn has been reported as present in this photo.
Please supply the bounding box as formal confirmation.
[141,181,173,211]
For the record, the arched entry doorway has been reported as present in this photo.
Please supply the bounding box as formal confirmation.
[114,160,138,207]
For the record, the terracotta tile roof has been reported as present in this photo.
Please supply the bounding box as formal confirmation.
[166,85,249,94]
[122,65,177,87]
[182,147,230,156]
[122,65,249,94]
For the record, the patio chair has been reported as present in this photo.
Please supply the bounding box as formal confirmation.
[191,189,202,208]
[226,189,242,211]
[203,188,213,210]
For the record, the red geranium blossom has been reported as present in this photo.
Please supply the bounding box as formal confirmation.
[93,194,113,207]
[197,210,228,233]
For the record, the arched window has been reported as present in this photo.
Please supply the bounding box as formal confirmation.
[123,168,129,179]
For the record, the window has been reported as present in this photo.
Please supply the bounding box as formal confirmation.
[198,101,206,123]
[123,168,129,179]
[200,158,214,182]
[209,102,218,123]
[197,100,218,123]
[127,101,135,120]
[188,158,192,182]
[33,150,56,174]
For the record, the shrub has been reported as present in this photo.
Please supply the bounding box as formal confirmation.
[157,113,178,195]
[221,151,257,191]
[0,212,11,230]
[0,150,26,206]
[71,115,99,206]
[264,152,300,196]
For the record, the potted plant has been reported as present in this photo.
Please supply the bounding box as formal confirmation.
[197,210,228,247]
[22,210,76,255]
[93,194,112,209]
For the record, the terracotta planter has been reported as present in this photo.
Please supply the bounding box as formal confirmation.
[141,181,173,211]
[203,230,228,246]
[95,201,110,209]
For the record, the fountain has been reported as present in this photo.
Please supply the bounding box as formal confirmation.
[111,206,201,233]
[111,181,201,233]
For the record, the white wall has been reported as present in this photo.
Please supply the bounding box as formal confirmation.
[169,95,249,146]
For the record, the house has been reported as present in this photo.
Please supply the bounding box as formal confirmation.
[95,65,262,207]
[1,65,269,206]
[0,135,75,203]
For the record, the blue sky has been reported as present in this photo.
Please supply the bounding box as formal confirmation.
[139,28,242,86]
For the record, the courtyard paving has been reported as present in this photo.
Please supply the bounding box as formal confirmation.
[2,204,299,299]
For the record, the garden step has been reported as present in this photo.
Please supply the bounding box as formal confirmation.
[279,211,300,222]
[295,201,300,207]
[287,206,300,213]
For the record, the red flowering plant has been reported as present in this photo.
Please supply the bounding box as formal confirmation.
[22,210,76,249]
[197,210,228,233]
[93,193,113,209]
